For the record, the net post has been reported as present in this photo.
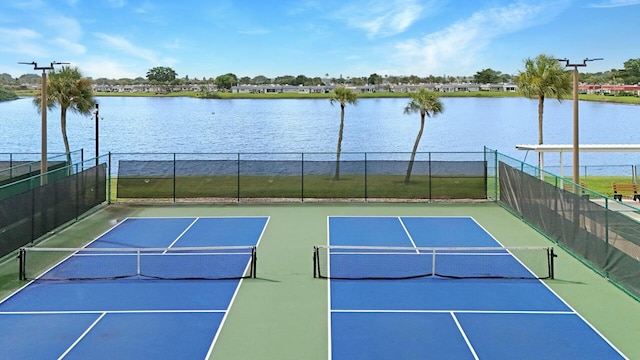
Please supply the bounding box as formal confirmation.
[18,248,25,281]
[251,246,257,278]
[136,249,141,277]
[313,246,318,278]
[548,247,556,279]
[431,249,436,276]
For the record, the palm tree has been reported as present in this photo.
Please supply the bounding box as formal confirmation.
[34,66,95,167]
[515,54,571,170]
[403,89,444,184]
[329,87,358,180]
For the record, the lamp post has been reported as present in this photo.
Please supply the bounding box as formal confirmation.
[94,103,99,166]
[555,58,603,185]
[18,61,68,184]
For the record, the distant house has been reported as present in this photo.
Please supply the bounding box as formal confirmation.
[231,84,333,94]
[92,84,218,93]
[94,82,521,94]
[579,84,640,96]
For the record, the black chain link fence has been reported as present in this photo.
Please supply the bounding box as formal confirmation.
[112,152,488,202]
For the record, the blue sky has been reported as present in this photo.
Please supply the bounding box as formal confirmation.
[1,0,638,80]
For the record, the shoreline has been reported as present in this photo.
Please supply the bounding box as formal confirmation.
[11,89,640,105]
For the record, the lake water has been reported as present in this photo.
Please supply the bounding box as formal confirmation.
[1,96,639,169]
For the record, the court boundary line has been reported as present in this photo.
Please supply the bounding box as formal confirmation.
[450,311,479,360]
[330,309,576,315]
[397,217,419,252]
[59,312,106,360]
[164,217,199,251]
[205,216,271,359]
[325,216,333,360]
[0,309,228,315]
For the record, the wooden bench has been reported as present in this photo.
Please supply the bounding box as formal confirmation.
[612,183,640,201]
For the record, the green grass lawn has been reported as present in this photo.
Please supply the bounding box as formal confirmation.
[108,174,635,202]
[553,175,635,198]
[111,175,487,200]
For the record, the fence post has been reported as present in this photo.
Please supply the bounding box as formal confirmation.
[428,152,432,201]
[301,153,305,202]
[364,152,368,201]
[173,153,177,203]
[75,162,80,219]
[108,152,112,204]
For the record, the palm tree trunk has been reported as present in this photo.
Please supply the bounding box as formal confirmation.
[60,108,72,172]
[405,114,425,184]
[334,105,345,181]
[537,95,545,172]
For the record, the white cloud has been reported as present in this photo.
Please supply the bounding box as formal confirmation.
[392,1,568,75]
[238,28,271,35]
[8,0,46,10]
[45,15,82,41]
[93,33,178,73]
[334,0,424,38]
[94,33,159,63]
[106,0,126,8]
[162,39,182,50]
[0,27,40,39]
[0,28,47,57]
[54,38,86,55]
[589,0,640,7]
[80,58,140,79]
[135,1,155,14]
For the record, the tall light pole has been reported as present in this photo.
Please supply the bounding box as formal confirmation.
[555,58,603,185]
[18,61,68,184]
[94,103,99,166]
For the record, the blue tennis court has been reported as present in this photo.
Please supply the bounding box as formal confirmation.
[0,216,268,359]
[325,216,627,359]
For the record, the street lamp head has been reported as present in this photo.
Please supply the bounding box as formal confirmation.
[19,61,70,71]
[555,57,603,68]
[553,58,569,67]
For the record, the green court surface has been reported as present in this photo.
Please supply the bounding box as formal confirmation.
[1,202,639,359]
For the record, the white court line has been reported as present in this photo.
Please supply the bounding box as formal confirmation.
[164,217,200,252]
[450,311,479,360]
[330,309,576,315]
[58,312,106,360]
[397,217,419,252]
[204,216,271,359]
[0,309,226,315]
[326,217,333,360]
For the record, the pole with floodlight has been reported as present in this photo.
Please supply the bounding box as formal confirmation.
[94,103,99,166]
[18,61,69,184]
[554,58,603,185]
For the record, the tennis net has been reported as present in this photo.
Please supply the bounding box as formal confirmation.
[19,246,257,281]
[313,245,555,280]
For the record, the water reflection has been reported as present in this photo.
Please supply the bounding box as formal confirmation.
[0,96,638,170]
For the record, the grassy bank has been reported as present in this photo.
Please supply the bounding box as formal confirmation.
[0,88,18,101]
[14,89,640,104]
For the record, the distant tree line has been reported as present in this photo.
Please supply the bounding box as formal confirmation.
[2,57,639,93]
